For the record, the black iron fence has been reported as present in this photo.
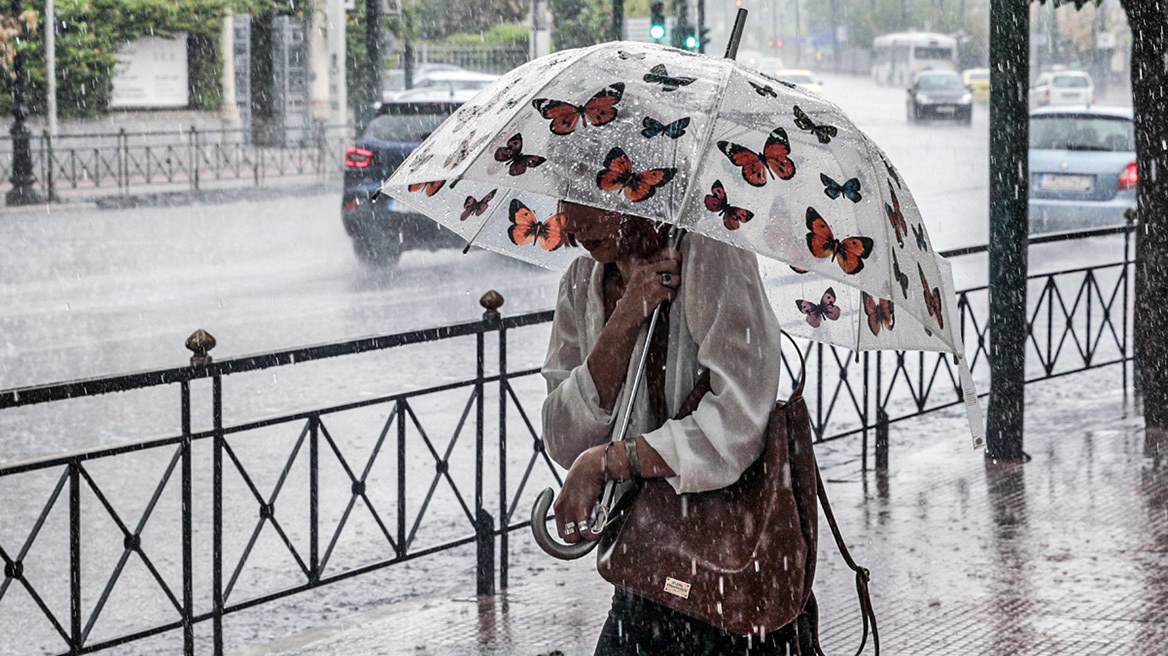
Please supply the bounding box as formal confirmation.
[0,124,355,203]
[0,225,1134,655]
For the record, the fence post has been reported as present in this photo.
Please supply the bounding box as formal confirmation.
[875,407,890,472]
[309,415,320,584]
[482,290,508,591]
[43,129,56,202]
[190,126,200,192]
[475,291,502,596]
[181,381,195,656]
[69,459,81,653]
[118,127,127,193]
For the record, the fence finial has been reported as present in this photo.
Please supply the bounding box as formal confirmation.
[480,290,504,319]
[186,329,217,365]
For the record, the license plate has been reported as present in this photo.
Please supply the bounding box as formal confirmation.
[935,106,956,114]
[1040,174,1092,191]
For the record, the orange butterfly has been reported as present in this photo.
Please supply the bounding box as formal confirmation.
[595,147,676,203]
[886,183,907,247]
[918,263,944,330]
[717,128,796,187]
[507,199,566,251]
[805,207,874,275]
[408,179,446,196]
[862,292,895,336]
[532,83,624,136]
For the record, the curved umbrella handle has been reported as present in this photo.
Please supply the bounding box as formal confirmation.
[530,488,599,560]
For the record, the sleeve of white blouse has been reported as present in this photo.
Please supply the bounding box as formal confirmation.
[540,264,617,470]
[642,238,784,494]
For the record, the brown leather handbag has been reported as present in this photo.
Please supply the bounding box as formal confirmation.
[596,333,879,654]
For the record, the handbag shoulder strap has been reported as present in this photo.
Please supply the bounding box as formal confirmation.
[675,330,807,421]
[813,467,880,656]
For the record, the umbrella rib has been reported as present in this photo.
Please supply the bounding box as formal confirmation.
[671,57,737,227]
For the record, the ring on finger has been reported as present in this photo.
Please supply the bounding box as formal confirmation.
[661,272,674,287]
[563,521,577,535]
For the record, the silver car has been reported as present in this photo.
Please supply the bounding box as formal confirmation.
[1028,106,1136,232]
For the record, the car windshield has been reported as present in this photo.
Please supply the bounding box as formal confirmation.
[782,74,814,84]
[914,46,952,61]
[1030,115,1133,151]
[364,105,455,142]
[1053,75,1090,88]
[917,74,963,91]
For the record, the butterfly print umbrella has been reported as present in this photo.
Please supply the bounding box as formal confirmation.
[379,39,983,447]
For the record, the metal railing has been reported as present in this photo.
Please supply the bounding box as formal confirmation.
[0,124,355,203]
[0,225,1134,655]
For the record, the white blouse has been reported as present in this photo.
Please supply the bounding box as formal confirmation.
[540,233,784,494]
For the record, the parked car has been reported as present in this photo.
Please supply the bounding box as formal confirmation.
[774,69,823,94]
[342,100,465,266]
[381,64,468,103]
[1030,70,1094,108]
[752,57,787,78]
[906,70,973,124]
[962,68,990,102]
[1029,106,1136,232]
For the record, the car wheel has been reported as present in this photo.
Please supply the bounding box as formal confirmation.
[352,236,402,268]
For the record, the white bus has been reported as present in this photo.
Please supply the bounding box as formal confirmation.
[871,32,958,87]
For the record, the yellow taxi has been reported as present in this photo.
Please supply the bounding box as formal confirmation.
[774,69,824,95]
[962,68,990,102]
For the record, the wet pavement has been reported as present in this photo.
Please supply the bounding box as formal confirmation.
[233,379,1167,656]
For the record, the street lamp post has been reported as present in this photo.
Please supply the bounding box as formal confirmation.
[7,0,41,207]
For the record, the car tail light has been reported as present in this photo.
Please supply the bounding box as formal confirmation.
[1118,160,1138,190]
[345,147,373,168]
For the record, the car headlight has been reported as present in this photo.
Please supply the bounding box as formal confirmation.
[916,93,930,103]
[960,93,972,104]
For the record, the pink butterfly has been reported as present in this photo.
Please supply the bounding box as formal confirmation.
[493,133,546,176]
[795,287,841,328]
[704,180,755,230]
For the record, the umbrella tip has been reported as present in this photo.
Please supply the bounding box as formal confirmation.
[724,8,748,60]
[370,189,382,203]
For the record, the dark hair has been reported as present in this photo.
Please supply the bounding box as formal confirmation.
[615,216,670,259]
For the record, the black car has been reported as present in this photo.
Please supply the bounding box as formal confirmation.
[341,101,464,266]
[906,70,973,125]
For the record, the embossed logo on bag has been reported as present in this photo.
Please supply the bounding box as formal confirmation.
[664,577,691,599]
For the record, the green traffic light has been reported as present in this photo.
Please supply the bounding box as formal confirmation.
[650,24,666,40]
[685,35,698,49]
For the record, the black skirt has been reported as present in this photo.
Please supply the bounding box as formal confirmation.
[594,587,815,656]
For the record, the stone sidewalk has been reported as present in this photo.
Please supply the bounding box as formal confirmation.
[236,382,1166,656]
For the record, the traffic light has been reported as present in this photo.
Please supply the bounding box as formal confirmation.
[684,30,698,50]
[649,1,666,41]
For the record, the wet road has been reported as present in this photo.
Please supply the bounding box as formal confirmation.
[0,70,1135,656]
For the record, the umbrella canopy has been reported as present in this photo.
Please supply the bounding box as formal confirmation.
[380,40,982,445]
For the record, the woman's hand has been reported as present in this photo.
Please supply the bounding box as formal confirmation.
[612,248,682,325]
[553,444,607,543]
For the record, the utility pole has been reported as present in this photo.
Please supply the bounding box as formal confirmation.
[986,0,1029,461]
[6,0,40,206]
[362,0,382,129]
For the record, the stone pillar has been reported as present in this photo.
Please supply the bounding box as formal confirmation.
[220,13,240,124]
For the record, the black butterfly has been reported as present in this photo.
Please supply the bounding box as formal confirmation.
[880,151,901,188]
[749,80,778,97]
[820,174,862,203]
[617,50,646,60]
[912,224,928,251]
[891,250,910,298]
[793,106,838,144]
[641,116,690,139]
[644,64,696,92]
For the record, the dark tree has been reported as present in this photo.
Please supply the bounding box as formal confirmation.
[1118,0,1168,433]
